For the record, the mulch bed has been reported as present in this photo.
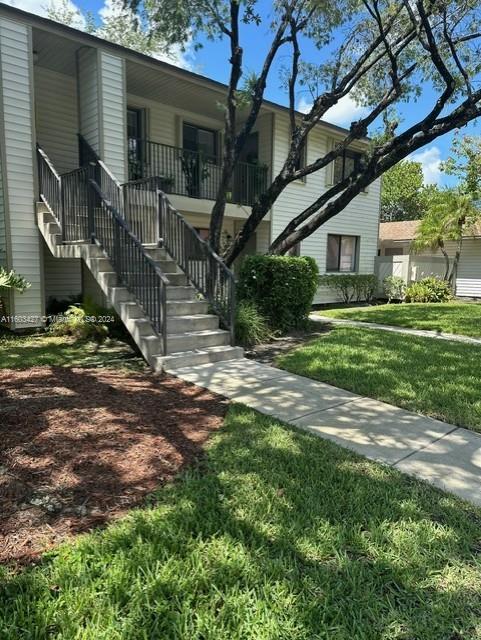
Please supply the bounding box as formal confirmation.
[0,367,227,565]
[245,325,328,365]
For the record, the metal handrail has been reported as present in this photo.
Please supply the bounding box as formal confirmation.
[89,178,169,355]
[158,191,236,343]
[37,145,62,227]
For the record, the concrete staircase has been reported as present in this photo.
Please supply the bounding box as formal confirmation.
[37,204,243,371]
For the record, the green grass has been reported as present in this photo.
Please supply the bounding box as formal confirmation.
[319,302,481,337]
[1,404,481,639]
[278,326,481,432]
[0,330,143,370]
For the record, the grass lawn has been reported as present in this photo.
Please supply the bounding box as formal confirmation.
[1,404,481,639]
[319,302,481,338]
[0,330,144,370]
[278,326,481,432]
[319,302,481,337]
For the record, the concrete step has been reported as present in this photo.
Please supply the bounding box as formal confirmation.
[167,314,219,333]
[97,271,117,288]
[155,346,244,371]
[143,246,168,261]
[162,272,188,286]
[126,317,155,339]
[167,328,230,353]
[118,301,144,320]
[108,286,134,304]
[166,299,209,316]
[166,285,197,301]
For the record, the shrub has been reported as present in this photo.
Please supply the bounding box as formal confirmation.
[237,255,319,332]
[235,301,273,348]
[404,277,453,303]
[383,275,406,302]
[0,267,31,321]
[49,304,109,344]
[319,274,378,303]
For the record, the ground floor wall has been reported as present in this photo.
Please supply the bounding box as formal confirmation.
[43,241,82,310]
[0,153,6,267]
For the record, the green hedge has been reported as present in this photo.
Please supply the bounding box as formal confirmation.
[319,274,378,303]
[238,255,319,332]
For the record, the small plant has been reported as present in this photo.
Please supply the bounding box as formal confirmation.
[235,301,273,348]
[320,274,378,303]
[0,267,31,320]
[404,277,453,303]
[49,304,109,345]
[383,275,406,302]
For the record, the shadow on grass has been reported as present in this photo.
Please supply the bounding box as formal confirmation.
[278,326,481,432]
[0,332,143,370]
[1,405,480,639]
[325,302,481,337]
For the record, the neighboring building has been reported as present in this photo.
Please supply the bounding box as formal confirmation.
[0,5,381,366]
[378,220,481,298]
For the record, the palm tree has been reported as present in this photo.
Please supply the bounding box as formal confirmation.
[0,267,31,320]
[411,190,480,289]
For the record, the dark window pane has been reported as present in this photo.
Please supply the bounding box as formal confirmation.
[333,155,344,184]
[183,124,198,153]
[333,150,362,183]
[197,129,216,160]
[327,234,340,271]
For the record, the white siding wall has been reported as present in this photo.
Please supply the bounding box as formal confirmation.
[100,52,127,182]
[448,238,481,298]
[43,242,81,304]
[0,152,6,267]
[271,112,381,303]
[34,66,78,174]
[78,48,100,154]
[0,18,43,327]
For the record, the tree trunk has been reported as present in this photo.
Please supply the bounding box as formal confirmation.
[449,236,463,292]
[438,241,451,281]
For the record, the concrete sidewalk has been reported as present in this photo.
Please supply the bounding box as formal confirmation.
[310,314,481,345]
[169,358,481,507]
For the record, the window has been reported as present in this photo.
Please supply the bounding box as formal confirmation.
[183,123,218,162]
[385,247,404,256]
[333,149,362,184]
[326,234,359,272]
[294,140,307,173]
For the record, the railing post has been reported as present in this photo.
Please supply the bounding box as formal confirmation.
[87,163,96,243]
[59,176,65,243]
[156,192,163,247]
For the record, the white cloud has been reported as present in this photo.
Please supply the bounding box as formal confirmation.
[297,93,368,127]
[3,0,84,25]
[410,146,442,185]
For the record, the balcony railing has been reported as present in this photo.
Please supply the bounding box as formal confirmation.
[128,138,268,207]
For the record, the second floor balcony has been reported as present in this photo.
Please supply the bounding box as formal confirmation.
[128,138,269,208]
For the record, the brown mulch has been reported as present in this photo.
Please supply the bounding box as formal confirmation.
[245,324,328,365]
[0,366,227,565]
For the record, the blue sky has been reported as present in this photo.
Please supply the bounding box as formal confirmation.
[6,0,479,187]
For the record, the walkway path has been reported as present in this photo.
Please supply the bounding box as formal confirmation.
[168,358,481,507]
[310,314,481,345]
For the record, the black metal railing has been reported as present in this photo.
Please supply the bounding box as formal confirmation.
[90,180,168,354]
[128,138,268,207]
[37,145,62,226]
[60,167,89,242]
[122,177,164,245]
[158,192,236,342]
